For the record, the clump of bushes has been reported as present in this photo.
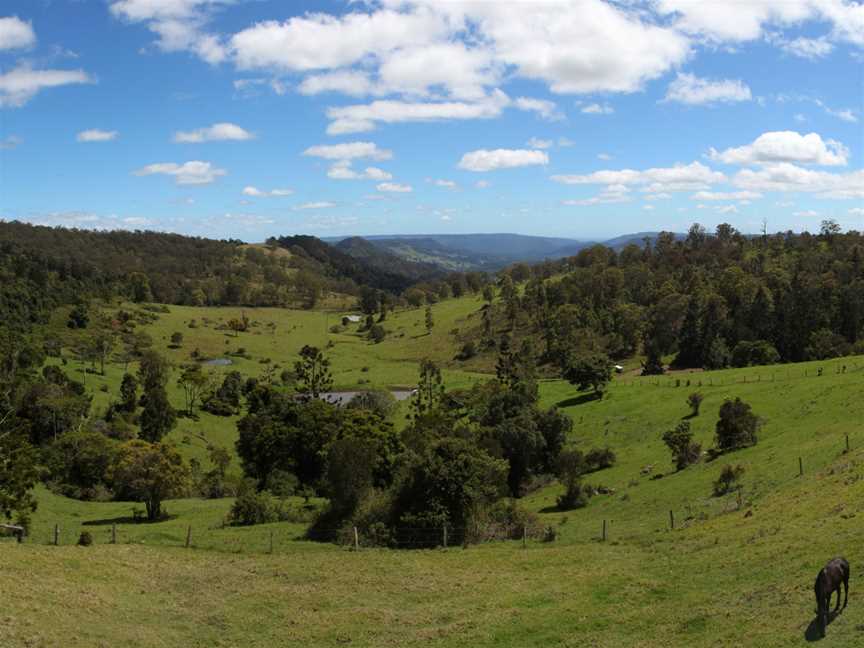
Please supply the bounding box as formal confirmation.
[585,447,616,472]
[347,390,398,419]
[227,484,311,526]
[456,341,477,360]
[555,449,593,511]
[686,392,704,416]
[713,464,745,496]
[557,479,593,510]
[662,421,702,471]
[368,324,386,344]
[731,340,780,367]
[715,398,760,452]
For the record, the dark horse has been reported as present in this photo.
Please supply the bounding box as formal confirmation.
[815,557,850,636]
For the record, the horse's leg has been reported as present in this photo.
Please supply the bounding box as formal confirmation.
[822,597,829,636]
[843,576,849,609]
[834,585,842,612]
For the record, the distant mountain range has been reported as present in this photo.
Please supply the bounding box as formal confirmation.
[326,232,681,272]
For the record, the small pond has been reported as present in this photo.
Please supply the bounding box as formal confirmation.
[319,390,415,405]
[203,357,233,366]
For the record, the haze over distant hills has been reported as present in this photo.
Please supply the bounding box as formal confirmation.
[327,232,680,271]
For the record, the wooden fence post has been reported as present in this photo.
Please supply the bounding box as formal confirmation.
[353,526,359,551]
[799,457,803,477]
[669,510,674,530]
[443,525,448,549]
[522,525,527,549]
[111,524,117,545]
[846,434,850,453]
[269,529,274,554]
[737,486,743,511]
[54,524,59,546]
[185,525,192,548]
[602,519,607,542]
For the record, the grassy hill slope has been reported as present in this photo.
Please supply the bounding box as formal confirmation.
[4,351,864,646]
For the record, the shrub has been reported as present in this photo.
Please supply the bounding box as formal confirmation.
[228,488,282,526]
[347,390,398,419]
[686,392,704,416]
[713,464,745,496]
[368,324,386,344]
[488,499,542,539]
[457,341,477,360]
[77,531,93,547]
[585,447,616,471]
[662,421,702,470]
[201,397,235,417]
[715,398,760,452]
[556,479,592,510]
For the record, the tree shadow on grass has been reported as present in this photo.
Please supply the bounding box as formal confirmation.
[556,393,602,408]
[82,514,178,526]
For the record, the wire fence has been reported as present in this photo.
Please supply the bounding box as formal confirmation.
[626,361,862,389]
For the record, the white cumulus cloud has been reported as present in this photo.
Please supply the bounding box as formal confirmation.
[299,70,375,97]
[0,64,93,108]
[553,161,725,192]
[581,103,614,114]
[134,160,227,185]
[0,16,36,50]
[294,201,336,210]
[664,73,751,105]
[458,148,549,172]
[110,0,229,64]
[514,97,562,121]
[733,163,864,199]
[377,182,413,193]
[325,91,510,135]
[656,0,864,47]
[327,160,392,180]
[708,131,849,166]
[303,141,392,161]
[174,122,255,143]
[779,36,834,59]
[77,129,118,143]
[242,186,293,197]
[690,190,763,201]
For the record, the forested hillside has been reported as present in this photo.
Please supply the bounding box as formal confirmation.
[0,222,444,324]
[479,223,864,371]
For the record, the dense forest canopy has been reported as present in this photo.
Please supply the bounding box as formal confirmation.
[0,221,445,323]
[446,222,861,372]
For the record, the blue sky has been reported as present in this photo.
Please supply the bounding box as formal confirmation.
[1,0,862,242]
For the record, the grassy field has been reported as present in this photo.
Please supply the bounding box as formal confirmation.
[8,298,864,646]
